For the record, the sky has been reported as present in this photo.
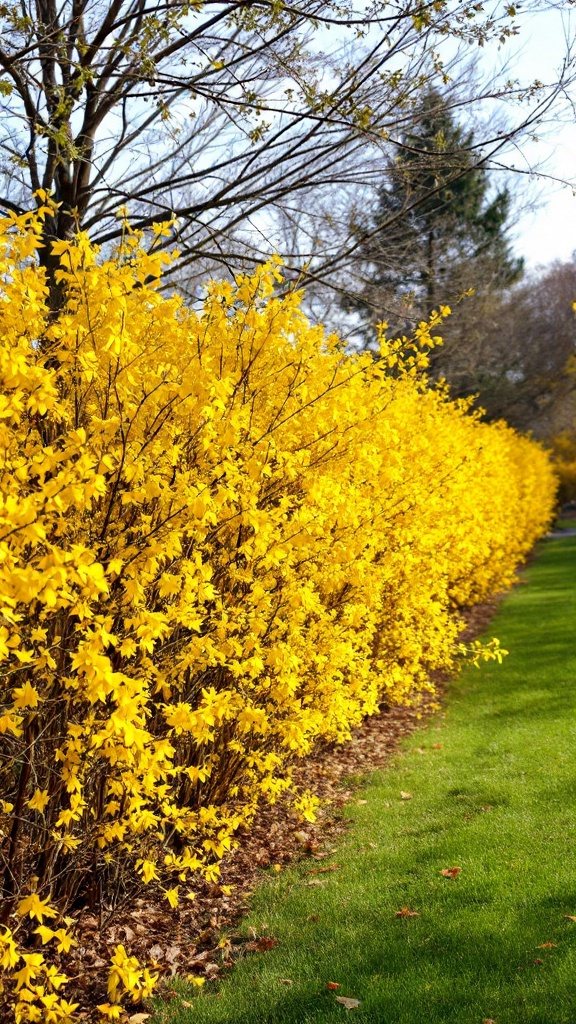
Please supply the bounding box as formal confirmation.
[488,6,576,270]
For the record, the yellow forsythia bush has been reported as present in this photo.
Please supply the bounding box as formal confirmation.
[0,204,556,1020]
[548,430,576,504]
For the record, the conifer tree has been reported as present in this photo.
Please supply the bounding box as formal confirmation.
[350,90,523,342]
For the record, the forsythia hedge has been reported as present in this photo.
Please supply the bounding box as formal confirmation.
[0,204,556,1021]
[549,430,576,504]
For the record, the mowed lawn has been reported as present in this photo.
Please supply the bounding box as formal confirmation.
[160,535,576,1024]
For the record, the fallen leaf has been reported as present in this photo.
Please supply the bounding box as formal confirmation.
[533,958,543,965]
[148,944,164,960]
[356,800,368,805]
[440,866,461,878]
[317,864,340,874]
[278,979,293,985]
[306,914,320,922]
[537,942,557,949]
[273,864,282,872]
[395,907,419,918]
[400,791,413,800]
[306,879,325,886]
[327,981,340,990]
[188,950,211,966]
[564,915,576,922]
[481,806,492,812]
[482,1019,497,1023]
[432,743,443,749]
[335,996,361,1009]
[129,1016,151,1024]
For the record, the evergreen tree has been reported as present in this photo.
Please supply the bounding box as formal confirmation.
[350,91,523,344]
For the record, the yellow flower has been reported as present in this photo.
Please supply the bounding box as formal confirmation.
[17,894,58,923]
[136,858,159,883]
[27,789,49,814]
[33,925,55,945]
[163,886,179,909]
[12,682,41,709]
[97,1004,125,1019]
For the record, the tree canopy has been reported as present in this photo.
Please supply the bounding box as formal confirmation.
[0,0,567,303]
[454,258,576,435]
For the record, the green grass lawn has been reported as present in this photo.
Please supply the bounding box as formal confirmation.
[554,519,576,532]
[159,535,576,1024]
